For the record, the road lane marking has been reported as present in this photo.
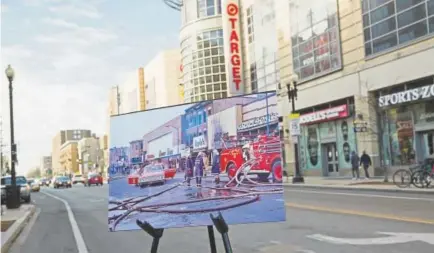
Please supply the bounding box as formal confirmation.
[285,202,434,225]
[41,191,89,253]
[287,189,434,202]
[308,232,434,245]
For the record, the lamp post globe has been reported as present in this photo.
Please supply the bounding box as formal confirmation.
[5,65,15,82]
[289,73,299,84]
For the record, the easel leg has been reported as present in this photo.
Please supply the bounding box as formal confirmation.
[207,225,217,253]
[210,212,233,253]
[136,220,164,253]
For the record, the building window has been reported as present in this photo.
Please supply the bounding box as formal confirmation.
[198,0,216,18]
[362,0,434,57]
[247,6,255,44]
[181,29,227,103]
[289,0,342,81]
[250,63,258,92]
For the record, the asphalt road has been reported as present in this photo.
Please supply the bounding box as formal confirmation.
[9,181,434,253]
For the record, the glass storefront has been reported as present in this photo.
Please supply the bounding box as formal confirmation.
[381,101,434,165]
[298,119,358,172]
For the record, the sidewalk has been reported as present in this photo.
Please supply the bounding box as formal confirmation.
[1,204,36,253]
[282,177,434,194]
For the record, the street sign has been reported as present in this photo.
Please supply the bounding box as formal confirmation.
[308,232,434,245]
[289,113,300,136]
[353,120,368,132]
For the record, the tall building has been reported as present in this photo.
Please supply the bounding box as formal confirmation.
[118,68,146,114]
[77,136,100,175]
[59,141,79,175]
[144,49,183,109]
[275,0,434,177]
[52,129,92,175]
[40,156,52,176]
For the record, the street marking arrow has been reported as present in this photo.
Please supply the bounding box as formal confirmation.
[307,232,434,245]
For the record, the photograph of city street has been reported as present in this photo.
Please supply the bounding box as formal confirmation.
[108,91,286,231]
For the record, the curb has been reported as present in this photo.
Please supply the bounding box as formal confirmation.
[1,205,36,253]
[283,184,434,194]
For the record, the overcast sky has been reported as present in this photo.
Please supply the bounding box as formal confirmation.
[0,0,181,174]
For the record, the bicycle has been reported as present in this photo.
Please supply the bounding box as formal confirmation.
[393,158,434,188]
[392,166,420,188]
[411,165,434,188]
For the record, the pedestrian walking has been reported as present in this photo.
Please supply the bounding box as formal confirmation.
[195,151,206,187]
[184,154,194,186]
[351,150,360,180]
[359,150,372,179]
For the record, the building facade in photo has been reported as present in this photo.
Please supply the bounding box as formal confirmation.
[59,141,79,175]
[143,116,183,159]
[52,129,92,175]
[207,104,243,150]
[275,0,434,177]
[129,140,144,165]
[144,49,183,109]
[109,147,129,167]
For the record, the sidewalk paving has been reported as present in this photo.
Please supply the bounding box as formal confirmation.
[1,204,36,253]
[282,177,434,194]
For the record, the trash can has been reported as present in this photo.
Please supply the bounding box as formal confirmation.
[5,184,21,209]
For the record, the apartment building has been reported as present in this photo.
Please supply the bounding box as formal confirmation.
[144,49,183,109]
[52,129,92,175]
[59,141,79,175]
[276,0,434,177]
[77,136,100,175]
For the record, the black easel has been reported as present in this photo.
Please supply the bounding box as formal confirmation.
[137,211,233,253]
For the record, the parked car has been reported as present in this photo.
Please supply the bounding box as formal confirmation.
[86,173,103,186]
[53,176,72,188]
[72,174,85,184]
[27,179,40,192]
[136,164,165,188]
[1,176,31,203]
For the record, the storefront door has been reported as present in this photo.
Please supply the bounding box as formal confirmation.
[322,143,339,176]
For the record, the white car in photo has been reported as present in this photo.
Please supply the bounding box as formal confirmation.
[138,164,165,188]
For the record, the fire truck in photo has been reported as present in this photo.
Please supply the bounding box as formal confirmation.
[219,135,283,182]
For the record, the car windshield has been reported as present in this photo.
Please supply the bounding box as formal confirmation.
[74,174,82,178]
[146,165,163,172]
[57,177,69,181]
[1,176,27,185]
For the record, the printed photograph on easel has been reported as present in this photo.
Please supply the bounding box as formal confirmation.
[108,91,286,231]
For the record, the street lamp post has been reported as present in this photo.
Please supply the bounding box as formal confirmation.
[286,74,304,184]
[5,65,20,208]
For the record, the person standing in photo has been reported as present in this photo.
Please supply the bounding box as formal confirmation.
[211,148,220,185]
[184,154,194,186]
[195,151,206,187]
[351,151,360,180]
[360,150,372,179]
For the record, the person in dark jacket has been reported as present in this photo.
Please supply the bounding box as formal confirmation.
[195,152,206,187]
[350,151,360,180]
[211,149,220,185]
[359,150,372,179]
[184,155,194,186]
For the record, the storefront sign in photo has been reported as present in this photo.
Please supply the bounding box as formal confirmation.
[237,112,279,131]
[353,120,368,133]
[378,84,434,107]
[299,105,349,125]
[193,135,207,150]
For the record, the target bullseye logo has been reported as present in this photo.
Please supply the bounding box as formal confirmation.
[227,3,239,16]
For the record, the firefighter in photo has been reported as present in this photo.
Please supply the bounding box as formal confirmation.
[195,151,206,187]
[211,148,220,185]
[184,154,194,186]
[242,143,251,162]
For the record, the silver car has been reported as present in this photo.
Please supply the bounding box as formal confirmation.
[1,176,31,203]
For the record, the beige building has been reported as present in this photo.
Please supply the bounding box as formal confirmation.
[144,49,183,109]
[52,130,92,175]
[99,135,109,174]
[118,67,146,114]
[59,141,79,175]
[77,136,100,175]
[276,0,434,177]
[40,156,52,176]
